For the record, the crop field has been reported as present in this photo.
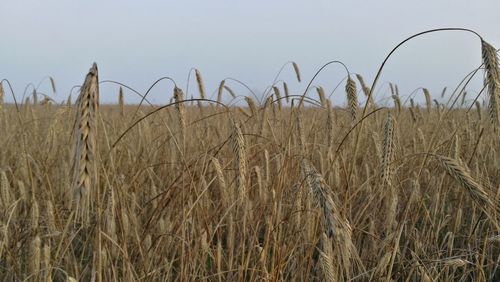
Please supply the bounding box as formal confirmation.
[0,31,499,281]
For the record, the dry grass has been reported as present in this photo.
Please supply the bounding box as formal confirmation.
[0,35,499,281]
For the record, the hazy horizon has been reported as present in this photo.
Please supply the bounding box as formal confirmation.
[1,0,499,106]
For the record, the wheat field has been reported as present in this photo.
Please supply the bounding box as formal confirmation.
[0,30,499,281]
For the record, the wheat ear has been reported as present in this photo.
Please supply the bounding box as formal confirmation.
[273,86,282,110]
[475,101,482,120]
[223,85,236,98]
[29,235,41,278]
[319,233,336,282]
[292,61,301,82]
[392,95,401,114]
[173,87,186,145]
[118,86,124,116]
[381,113,397,230]
[283,81,290,103]
[0,170,10,209]
[423,88,432,113]
[356,74,374,107]
[72,63,99,212]
[316,86,327,107]
[195,69,206,99]
[301,160,355,279]
[481,40,500,126]
[436,155,498,215]
[217,80,225,104]
[346,75,358,121]
[381,113,394,188]
[245,97,257,116]
[231,122,247,194]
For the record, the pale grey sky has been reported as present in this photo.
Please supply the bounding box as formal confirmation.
[1,0,499,105]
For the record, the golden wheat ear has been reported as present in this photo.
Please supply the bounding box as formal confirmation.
[118,86,124,116]
[436,155,498,215]
[301,159,356,280]
[173,86,186,145]
[346,75,358,121]
[217,80,225,103]
[231,121,247,194]
[72,63,99,219]
[481,40,500,126]
[195,69,206,99]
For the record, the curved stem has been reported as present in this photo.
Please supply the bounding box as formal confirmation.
[99,80,155,107]
[263,61,297,99]
[110,98,229,150]
[122,77,177,122]
[362,27,482,119]
[0,79,20,112]
[223,77,260,103]
[348,28,484,183]
[298,60,350,108]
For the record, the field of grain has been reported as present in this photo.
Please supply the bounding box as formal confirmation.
[0,31,499,281]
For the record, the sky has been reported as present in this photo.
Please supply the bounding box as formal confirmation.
[1,0,499,106]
